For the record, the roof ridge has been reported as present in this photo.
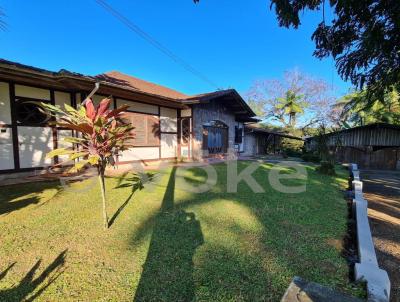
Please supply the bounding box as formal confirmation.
[98,70,190,100]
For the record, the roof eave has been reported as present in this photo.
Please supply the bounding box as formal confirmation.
[0,62,188,109]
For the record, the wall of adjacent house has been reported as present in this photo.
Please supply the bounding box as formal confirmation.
[192,100,236,159]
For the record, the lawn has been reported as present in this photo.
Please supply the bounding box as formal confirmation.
[0,161,360,301]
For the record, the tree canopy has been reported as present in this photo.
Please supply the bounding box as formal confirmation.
[271,0,400,101]
[246,69,335,129]
[334,88,400,127]
[194,0,400,102]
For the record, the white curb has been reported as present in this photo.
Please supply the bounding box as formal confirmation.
[349,163,391,302]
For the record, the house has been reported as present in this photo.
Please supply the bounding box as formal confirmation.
[0,59,259,175]
[305,123,400,169]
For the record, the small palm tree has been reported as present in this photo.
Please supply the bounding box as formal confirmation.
[43,98,134,229]
[275,90,307,127]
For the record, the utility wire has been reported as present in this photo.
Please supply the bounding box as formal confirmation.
[95,0,220,90]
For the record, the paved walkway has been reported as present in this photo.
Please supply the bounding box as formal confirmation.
[361,169,400,302]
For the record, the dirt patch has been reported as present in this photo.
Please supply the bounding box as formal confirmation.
[327,238,343,252]
[362,170,400,302]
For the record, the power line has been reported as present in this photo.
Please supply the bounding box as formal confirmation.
[95,0,220,90]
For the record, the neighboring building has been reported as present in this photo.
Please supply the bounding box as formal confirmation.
[305,123,400,170]
[0,59,257,175]
[243,124,304,156]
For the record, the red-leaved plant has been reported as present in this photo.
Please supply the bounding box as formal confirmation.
[43,98,134,229]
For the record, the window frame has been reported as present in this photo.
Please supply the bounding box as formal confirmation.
[14,96,52,126]
[121,111,160,147]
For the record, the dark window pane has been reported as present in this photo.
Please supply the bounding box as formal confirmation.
[235,126,243,144]
[16,99,50,125]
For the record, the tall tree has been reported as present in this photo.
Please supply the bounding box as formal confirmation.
[247,69,335,129]
[44,98,134,229]
[194,0,400,101]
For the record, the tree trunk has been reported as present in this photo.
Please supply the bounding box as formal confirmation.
[98,163,108,229]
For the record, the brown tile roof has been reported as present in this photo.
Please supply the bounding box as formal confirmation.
[0,58,256,116]
[96,71,190,100]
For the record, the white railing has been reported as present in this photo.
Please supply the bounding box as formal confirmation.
[350,163,391,302]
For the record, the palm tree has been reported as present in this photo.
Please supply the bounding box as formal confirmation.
[274,90,307,128]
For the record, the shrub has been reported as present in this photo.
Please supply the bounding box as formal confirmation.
[301,152,320,163]
[281,137,303,157]
[316,161,336,175]
[283,148,302,157]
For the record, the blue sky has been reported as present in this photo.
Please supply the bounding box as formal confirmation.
[0,0,351,98]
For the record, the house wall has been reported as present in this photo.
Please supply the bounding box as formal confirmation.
[0,82,13,170]
[0,82,11,124]
[192,100,237,159]
[0,78,251,174]
[243,132,257,156]
[0,127,13,170]
[0,80,191,174]
[179,107,193,159]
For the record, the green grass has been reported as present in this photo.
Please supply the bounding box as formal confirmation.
[0,161,362,301]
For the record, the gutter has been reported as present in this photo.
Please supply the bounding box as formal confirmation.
[82,82,100,105]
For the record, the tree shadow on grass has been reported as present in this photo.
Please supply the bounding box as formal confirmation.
[133,167,204,302]
[109,172,157,228]
[0,249,67,302]
[0,181,61,216]
[130,162,356,300]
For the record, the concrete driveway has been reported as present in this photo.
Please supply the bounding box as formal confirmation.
[361,170,400,302]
